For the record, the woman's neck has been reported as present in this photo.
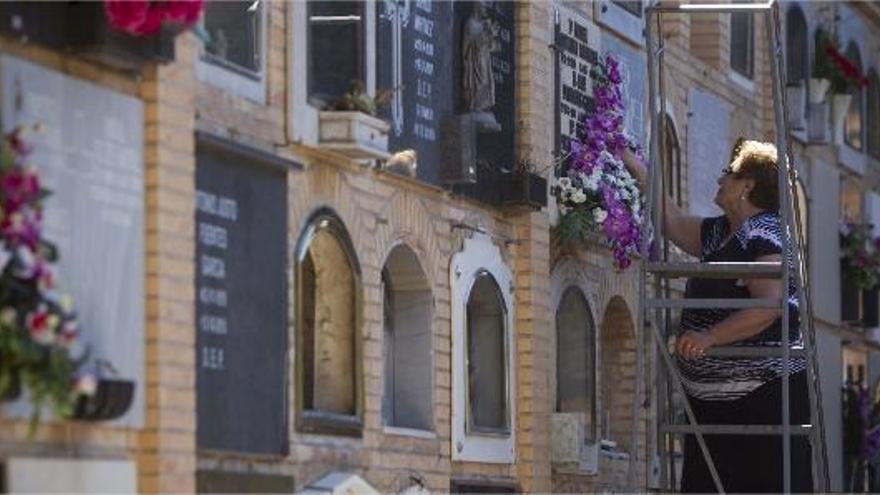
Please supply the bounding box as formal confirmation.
[726,204,764,232]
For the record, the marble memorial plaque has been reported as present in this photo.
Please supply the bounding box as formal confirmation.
[0,55,145,426]
[687,88,731,217]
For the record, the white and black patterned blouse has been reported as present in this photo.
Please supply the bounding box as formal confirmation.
[677,211,805,401]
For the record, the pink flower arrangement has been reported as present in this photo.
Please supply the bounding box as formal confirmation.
[841,222,880,289]
[0,126,92,426]
[554,54,646,270]
[104,0,205,37]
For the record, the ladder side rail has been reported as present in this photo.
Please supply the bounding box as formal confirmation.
[768,2,830,488]
[642,10,660,490]
[646,292,725,493]
[645,10,674,491]
[645,8,726,493]
[645,10,678,491]
[765,6,793,492]
[655,9,674,492]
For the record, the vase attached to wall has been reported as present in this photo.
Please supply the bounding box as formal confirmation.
[808,78,831,104]
[786,84,806,131]
[831,93,853,145]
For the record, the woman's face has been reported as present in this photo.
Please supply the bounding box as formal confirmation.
[713,165,753,212]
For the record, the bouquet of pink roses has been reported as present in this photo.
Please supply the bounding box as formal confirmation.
[554,54,646,270]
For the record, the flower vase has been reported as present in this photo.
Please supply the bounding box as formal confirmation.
[785,84,806,130]
[808,78,831,104]
[831,93,853,145]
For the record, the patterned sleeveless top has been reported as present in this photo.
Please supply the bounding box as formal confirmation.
[677,211,805,401]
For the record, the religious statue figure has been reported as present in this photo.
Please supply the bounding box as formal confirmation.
[461,2,501,131]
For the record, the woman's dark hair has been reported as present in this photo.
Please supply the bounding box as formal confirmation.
[729,137,779,211]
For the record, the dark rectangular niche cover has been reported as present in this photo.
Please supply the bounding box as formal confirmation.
[457,1,516,174]
[447,1,518,200]
[197,470,295,494]
[376,0,454,185]
[195,138,289,455]
[451,480,519,493]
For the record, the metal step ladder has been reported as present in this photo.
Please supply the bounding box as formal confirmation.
[638,1,829,492]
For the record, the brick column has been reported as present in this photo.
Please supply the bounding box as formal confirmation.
[511,211,552,492]
[139,33,198,493]
[513,2,554,491]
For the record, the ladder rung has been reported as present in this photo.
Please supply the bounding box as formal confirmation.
[646,261,782,279]
[647,2,774,14]
[647,298,780,309]
[706,346,805,358]
[663,424,812,436]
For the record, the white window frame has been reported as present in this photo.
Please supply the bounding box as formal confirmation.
[288,0,377,146]
[195,1,268,104]
[550,258,601,474]
[450,232,516,463]
[593,0,645,47]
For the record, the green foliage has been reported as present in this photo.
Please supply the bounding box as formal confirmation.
[553,207,595,247]
[327,80,397,117]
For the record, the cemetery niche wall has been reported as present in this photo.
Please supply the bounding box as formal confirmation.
[195,134,292,455]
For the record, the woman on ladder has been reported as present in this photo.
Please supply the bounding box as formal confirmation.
[622,138,812,493]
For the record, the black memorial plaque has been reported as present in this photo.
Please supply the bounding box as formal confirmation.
[195,139,288,455]
[453,1,516,174]
[376,0,454,185]
[377,1,516,187]
[554,7,598,156]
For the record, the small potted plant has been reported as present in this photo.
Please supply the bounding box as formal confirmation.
[319,80,394,161]
[497,159,549,210]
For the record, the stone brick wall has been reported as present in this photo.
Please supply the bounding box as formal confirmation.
[0,1,819,494]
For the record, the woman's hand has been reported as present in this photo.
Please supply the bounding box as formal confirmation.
[676,330,717,360]
[620,148,647,190]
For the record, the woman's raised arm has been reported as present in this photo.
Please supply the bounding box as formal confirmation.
[620,149,704,257]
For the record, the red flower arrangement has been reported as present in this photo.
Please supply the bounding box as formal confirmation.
[104,0,204,37]
[825,44,871,90]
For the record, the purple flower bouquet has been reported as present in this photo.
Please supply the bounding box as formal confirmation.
[554,54,645,270]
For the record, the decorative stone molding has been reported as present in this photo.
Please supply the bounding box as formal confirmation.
[450,231,516,463]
